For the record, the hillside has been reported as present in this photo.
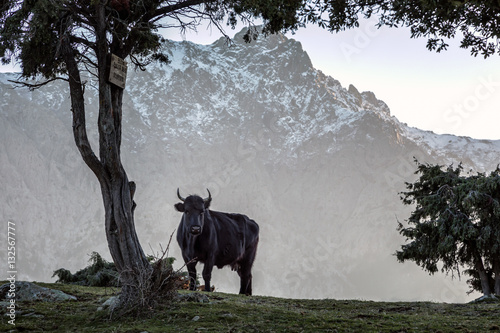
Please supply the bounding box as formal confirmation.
[2,27,500,302]
[1,283,499,332]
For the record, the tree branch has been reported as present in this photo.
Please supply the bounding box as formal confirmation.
[143,0,208,23]
[60,34,104,182]
[8,77,68,91]
[70,35,97,52]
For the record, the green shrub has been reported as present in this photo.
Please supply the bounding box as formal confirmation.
[53,252,120,287]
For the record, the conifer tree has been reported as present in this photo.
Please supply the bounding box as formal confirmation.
[397,160,500,297]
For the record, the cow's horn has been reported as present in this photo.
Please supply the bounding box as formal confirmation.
[204,189,212,203]
[177,188,186,202]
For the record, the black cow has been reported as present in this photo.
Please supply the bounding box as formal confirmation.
[175,189,259,295]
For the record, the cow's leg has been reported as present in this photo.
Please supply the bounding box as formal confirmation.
[239,242,258,295]
[202,261,214,292]
[186,261,197,291]
[238,265,252,295]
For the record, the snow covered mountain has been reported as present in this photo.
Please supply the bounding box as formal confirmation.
[2,27,500,302]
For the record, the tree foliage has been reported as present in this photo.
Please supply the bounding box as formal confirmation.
[302,0,500,57]
[0,0,304,78]
[397,160,500,296]
[2,0,500,73]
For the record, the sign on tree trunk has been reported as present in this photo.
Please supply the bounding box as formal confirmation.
[108,54,127,89]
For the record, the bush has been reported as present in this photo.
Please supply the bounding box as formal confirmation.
[53,252,120,287]
[53,251,182,292]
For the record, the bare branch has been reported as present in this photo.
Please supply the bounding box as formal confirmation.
[8,77,68,91]
[145,0,208,23]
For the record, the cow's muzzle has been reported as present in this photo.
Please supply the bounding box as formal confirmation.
[190,226,201,235]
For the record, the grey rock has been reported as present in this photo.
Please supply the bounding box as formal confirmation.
[179,292,210,304]
[98,296,120,312]
[0,282,76,302]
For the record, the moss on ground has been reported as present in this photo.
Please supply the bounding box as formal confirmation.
[1,281,499,332]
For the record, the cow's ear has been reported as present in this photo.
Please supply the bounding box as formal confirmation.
[174,202,185,212]
[204,198,211,209]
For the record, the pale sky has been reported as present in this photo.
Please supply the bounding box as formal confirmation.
[3,18,500,140]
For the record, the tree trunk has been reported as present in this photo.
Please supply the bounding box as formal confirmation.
[101,167,152,305]
[96,2,152,305]
[493,258,500,295]
[472,251,492,296]
[61,4,152,307]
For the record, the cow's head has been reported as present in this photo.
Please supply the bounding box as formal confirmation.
[175,188,212,236]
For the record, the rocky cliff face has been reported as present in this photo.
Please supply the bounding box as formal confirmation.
[2,28,500,302]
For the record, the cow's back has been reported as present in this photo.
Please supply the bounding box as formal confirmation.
[209,211,259,267]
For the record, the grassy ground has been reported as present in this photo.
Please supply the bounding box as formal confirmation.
[1,282,499,332]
